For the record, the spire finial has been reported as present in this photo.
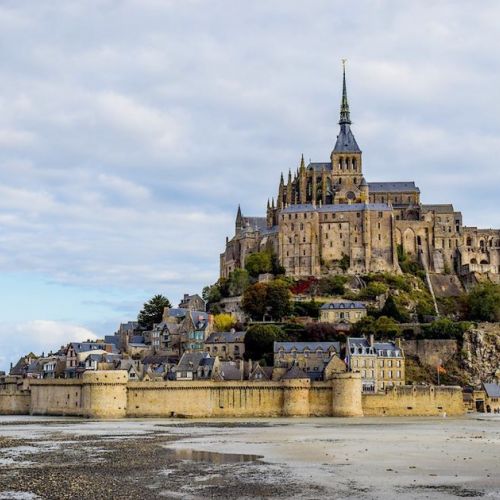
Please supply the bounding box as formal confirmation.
[300,153,305,171]
[339,59,351,125]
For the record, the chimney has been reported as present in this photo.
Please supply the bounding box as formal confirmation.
[369,334,374,347]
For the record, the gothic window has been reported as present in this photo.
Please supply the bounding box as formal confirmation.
[353,158,357,170]
[300,223,304,230]
[291,223,294,230]
[466,237,472,246]
[339,178,342,185]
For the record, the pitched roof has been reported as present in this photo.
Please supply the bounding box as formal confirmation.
[205,331,246,343]
[274,341,340,354]
[333,125,361,153]
[483,383,500,398]
[320,301,366,310]
[421,204,455,213]
[281,202,391,214]
[219,362,242,381]
[368,182,420,193]
[282,366,309,380]
[177,352,210,371]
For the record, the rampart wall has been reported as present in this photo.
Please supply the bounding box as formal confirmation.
[362,385,464,416]
[1,371,464,418]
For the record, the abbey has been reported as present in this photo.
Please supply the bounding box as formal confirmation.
[221,67,500,281]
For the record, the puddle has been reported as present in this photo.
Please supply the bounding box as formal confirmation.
[171,448,263,464]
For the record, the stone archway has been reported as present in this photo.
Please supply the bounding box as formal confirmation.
[402,228,416,256]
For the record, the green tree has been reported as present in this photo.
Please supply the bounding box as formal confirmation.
[358,281,389,300]
[228,268,250,297]
[339,254,350,272]
[138,294,172,330]
[380,294,408,323]
[242,282,268,320]
[202,284,221,305]
[244,324,285,365]
[318,275,347,296]
[351,315,400,338]
[245,251,273,277]
[266,279,292,320]
[242,280,292,321]
[423,318,471,340]
[466,283,500,322]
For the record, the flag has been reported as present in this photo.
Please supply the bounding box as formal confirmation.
[437,365,446,374]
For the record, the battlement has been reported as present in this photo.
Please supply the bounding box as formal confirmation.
[0,371,465,418]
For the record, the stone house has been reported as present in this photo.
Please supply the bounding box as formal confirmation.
[179,293,206,312]
[482,382,500,413]
[273,341,341,380]
[346,336,405,392]
[319,301,367,324]
[204,331,246,360]
[174,352,219,381]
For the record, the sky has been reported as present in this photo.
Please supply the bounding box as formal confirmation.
[0,0,499,371]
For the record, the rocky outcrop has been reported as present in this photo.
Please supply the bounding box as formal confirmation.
[461,322,500,386]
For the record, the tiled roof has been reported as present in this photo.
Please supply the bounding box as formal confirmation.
[177,352,210,371]
[219,362,242,381]
[368,182,420,193]
[320,301,366,310]
[307,162,331,171]
[274,341,340,354]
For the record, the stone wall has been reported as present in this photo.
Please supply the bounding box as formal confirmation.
[362,385,464,416]
[1,371,465,418]
[402,339,458,367]
[0,378,30,415]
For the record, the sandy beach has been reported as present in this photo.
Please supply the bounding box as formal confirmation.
[0,415,499,499]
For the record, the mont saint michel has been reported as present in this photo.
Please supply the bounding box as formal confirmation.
[221,65,500,281]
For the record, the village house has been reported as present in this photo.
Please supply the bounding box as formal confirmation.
[178,293,206,312]
[346,336,405,392]
[273,341,341,380]
[204,330,246,360]
[174,352,219,381]
[319,301,367,324]
[65,341,116,378]
[482,382,500,413]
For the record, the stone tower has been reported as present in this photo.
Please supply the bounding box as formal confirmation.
[330,61,364,204]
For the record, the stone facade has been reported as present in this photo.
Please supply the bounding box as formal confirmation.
[220,67,500,281]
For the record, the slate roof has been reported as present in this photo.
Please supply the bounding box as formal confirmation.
[281,202,391,214]
[69,342,112,354]
[274,341,340,354]
[218,362,242,381]
[320,301,366,310]
[421,204,455,213]
[177,352,210,371]
[205,331,246,344]
[368,182,420,193]
[347,337,403,357]
[143,355,176,365]
[483,383,500,398]
[333,124,361,153]
[166,308,188,318]
[130,335,145,344]
[307,162,331,171]
[243,216,267,230]
[282,366,309,380]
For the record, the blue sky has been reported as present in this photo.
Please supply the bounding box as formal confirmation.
[1,1,499,371]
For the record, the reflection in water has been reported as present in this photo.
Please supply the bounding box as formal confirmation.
[173,448,263,464]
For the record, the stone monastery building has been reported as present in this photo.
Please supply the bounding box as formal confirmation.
[220,66,500,280]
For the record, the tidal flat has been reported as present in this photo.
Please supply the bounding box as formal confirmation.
[0,415,499,499]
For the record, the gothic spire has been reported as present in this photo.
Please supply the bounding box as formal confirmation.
[339,59,351,126]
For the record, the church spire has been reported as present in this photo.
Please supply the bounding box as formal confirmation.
[339,59,351,125]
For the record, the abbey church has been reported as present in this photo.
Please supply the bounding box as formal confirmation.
[220,67,500,283]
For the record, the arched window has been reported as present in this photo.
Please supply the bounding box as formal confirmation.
[466,237,472,246]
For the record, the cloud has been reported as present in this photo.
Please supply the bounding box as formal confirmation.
[0,1,499,370]
[0,320,97,372]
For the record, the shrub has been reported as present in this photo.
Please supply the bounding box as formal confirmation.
[244,324,285,365]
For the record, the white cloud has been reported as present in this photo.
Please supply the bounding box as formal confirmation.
[0,320,97,372]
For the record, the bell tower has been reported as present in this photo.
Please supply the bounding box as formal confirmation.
[331,61,364,204]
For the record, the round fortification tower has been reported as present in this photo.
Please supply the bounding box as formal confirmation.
[82,371,128,418]
[282,378,311,417]
[331,372,363,417]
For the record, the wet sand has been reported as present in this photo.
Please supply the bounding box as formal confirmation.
[0,415,499,499]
